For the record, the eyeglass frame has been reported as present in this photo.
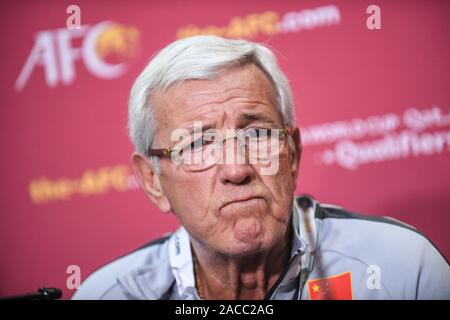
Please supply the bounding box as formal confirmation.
[147,126,294,159]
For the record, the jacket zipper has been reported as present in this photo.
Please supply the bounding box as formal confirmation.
[263,248,303,300]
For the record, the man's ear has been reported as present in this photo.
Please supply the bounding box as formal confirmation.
[289,127,302,182]
[131,152,171,213]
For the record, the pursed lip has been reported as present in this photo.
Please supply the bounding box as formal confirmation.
[219,196,265,211]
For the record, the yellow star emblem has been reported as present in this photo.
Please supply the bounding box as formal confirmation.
[312,284,320,293]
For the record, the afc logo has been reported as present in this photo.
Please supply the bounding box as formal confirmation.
[15,21,140,91]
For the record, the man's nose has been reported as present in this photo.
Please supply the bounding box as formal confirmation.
[217,135,254,185]
[219,163,254,185]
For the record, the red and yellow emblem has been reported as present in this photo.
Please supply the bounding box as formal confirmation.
[307,271,353,300]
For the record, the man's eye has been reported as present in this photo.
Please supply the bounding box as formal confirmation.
[188,136,214,151]
[245,128,271,139]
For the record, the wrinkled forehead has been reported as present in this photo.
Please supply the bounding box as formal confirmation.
[150,64,281,136]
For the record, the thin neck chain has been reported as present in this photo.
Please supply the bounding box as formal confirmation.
[192,253,205,299]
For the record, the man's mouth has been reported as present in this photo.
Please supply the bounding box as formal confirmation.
[219,197,266,212]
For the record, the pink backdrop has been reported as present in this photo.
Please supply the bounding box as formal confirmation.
[0,0,449,299]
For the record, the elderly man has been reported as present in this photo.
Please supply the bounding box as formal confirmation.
[73,35,449,300]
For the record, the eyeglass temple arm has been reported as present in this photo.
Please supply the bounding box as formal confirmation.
[147,148,172,158]
[282,127,293,136]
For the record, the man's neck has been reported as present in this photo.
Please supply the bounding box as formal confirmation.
[190,230,292,300]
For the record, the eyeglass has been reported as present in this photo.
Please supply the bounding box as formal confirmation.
[147,127,294,172]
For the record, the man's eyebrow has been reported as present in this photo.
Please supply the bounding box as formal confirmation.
[239,112,279,125]
[179,113,279,134]
[183,122,215,134]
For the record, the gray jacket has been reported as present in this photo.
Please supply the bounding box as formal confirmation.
[73,195,450,300]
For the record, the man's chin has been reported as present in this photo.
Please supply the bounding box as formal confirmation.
[233,216,263,243]
[220,231,273,257]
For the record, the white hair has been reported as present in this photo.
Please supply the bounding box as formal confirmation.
[128,35,296,172]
